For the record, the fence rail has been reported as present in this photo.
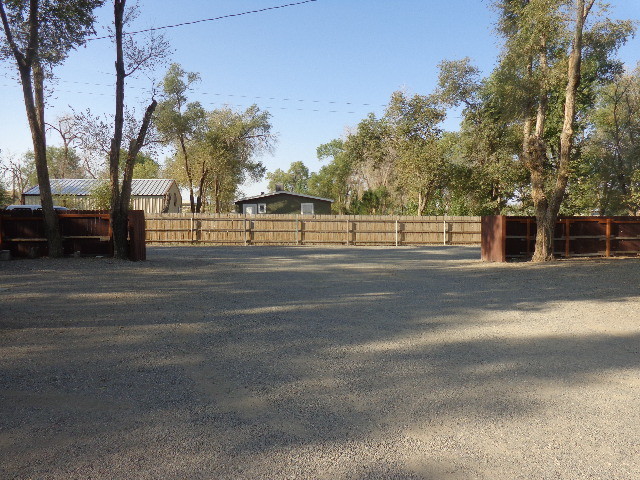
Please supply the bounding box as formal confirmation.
[145,214,482,246]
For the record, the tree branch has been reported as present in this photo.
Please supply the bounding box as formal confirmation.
[0,0,26,67]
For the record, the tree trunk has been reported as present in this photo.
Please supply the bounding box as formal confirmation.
[111,100,157,259]
[532,198,556,262]
[178,136,196,213]
[417,191,426,216]
[526,1,591,262]
[108,0,157,259]
[33,61,64,257]
[109,0,127,258]
[195,170,207,213]
[0,0,63,257]
[214,175,221,214]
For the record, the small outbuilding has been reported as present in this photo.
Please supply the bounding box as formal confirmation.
[22,178,182,214]
[235,187,333,215]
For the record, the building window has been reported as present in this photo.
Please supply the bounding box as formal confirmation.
[243,204,257,215]
[301,203,314,215]
[258,203,267,214]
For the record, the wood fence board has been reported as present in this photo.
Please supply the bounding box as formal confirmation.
[143,214,481,246]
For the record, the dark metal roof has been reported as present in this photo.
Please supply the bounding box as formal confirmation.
[235,190,333,204]
[24,179,177,197]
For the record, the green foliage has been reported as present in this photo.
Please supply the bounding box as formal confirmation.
[46,146,85,179]
[312,69,530,216]
[0,0,105,68]
[0,179,10,207]
[88,180,111,210]
[86,179,133,210]
[266,161,309,193]
[442,66,529,215]
[488,0,635,223]
[132,152,160,179]
[156,64,274,213]
[308,139,354,213]
[19,146,86,186]
[155,63,206,147]
[436,58,481,109]
[312,10,634,219]
[349,187,391,215]
[564,65,640,214]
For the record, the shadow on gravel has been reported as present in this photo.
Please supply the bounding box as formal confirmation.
[1,246,639,478]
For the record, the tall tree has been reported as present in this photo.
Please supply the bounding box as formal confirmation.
[309,139,355,214]
[201,106,274,213]
[46,114,96,177]
[343,113,397,206]
[567,66,640,215]
[21,146,85,183]
[437,58,526,215]
[155,63,206,212]
[0,151,35,202]
[266,161,310,193]
[108,0,168,258]
[131,152,160,179]
[0,0,103,256]
[495,0,633,261]
[386,91,448,215]
[167,105,274,213]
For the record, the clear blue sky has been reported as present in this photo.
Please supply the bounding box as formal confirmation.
[1,0,639,197]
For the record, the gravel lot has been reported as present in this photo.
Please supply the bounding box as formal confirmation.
[1,246,639,479]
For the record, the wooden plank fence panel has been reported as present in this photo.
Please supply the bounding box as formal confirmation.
[144,214,482,246]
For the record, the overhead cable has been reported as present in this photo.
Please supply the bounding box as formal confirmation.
[0,74,386,110]
[88,0,318,41]
[0,82,380,115]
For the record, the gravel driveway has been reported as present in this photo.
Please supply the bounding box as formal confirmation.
[1,246,639,479]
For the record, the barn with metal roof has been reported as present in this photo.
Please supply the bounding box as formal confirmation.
[22,179,182,213]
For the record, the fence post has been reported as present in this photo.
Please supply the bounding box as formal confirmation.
[295,215,300,245]
[395,219,398,247]
[565,219,571,258]
[190,215,194,243]
[346,218,350,245]
[443,217,447,245]
[244,217,248,246]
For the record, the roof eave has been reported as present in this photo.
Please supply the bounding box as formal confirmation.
[236,191,334,203]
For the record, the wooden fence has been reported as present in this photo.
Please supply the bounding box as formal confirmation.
[145,214,481,246]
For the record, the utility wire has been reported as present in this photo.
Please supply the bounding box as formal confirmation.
[0,73,387,110]
[0,82,383,115]
[88,0,318,41]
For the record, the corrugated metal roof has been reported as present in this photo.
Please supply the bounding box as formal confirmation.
[24,179,176,197]
[130,179,176,196]
[235,191,334,204]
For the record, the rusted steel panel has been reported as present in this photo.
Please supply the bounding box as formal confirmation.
[127,210,146,261]
[0,210,145,260]
[481,215,506,262]
[482,216,640,261]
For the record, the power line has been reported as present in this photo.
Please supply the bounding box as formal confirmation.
[88,0,318,41]
[0,72,387,110]
[0,82,384,115]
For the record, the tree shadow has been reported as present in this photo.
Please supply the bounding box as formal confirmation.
[1,246,639,478]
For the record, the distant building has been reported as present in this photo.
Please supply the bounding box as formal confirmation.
[235,186,333,215]
[22,178,182,214]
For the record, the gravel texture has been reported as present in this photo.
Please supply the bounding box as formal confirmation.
[1,246,639,479]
